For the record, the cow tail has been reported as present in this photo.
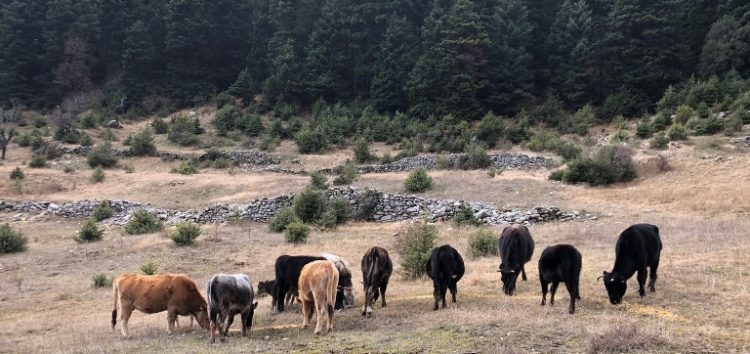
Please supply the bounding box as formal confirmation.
[366,252,377,292]
[329,268,339,310]
[111,281,118,329]
[206,276,218,322]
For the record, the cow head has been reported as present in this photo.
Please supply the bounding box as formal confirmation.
[601,271,627,304]
[343,286,355,307]
[196,305,210,330]
[256,280,274,297]
[498,264,519,296]
[362,284,376,317]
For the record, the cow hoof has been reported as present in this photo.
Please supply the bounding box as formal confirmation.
[314,331,321,335]
[432,306,438,311]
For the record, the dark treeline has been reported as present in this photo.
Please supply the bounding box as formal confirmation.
[1,0,749,120]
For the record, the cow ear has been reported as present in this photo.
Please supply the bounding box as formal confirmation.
[253,301,258,309]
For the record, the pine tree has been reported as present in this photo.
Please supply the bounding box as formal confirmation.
[0,0,48,104]
[370,16,419,113]
[546,0,595,108]
[699,10,750,77]
[165,0,214,103]
[122,19,156,100]
[603,0,690,106]
[482,0,534,114]
[263,38,301,105]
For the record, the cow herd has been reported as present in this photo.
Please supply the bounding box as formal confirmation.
[109,223,663,342]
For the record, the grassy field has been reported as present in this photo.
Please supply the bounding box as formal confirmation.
[1,133,749,353]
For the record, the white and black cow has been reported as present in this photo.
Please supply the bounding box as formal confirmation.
[206,274,258,343]
[322,253,354,310]
[425,245,465,311]
[498,224,535,296]
[360,246,393,317]
[539,244,582,314]
[601,223,662,304]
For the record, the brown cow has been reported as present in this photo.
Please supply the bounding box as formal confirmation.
[298,260,339,335]
[111,273,209,338]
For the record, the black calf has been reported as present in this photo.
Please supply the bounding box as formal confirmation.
[602,223,662,305]
[539,244,582,314]
[425,245,465,310]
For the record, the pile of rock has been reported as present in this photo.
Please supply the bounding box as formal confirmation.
[731,136,750,148]
[198,150,278,165]
[0,187,595,226]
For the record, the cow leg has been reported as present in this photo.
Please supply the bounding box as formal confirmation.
[549,282,559,306]
[167,309,178,335]
[240,311,248,337]
[225,314,234,337]
[327,303,335,332]
[637,267,647,298]
[440,281,448,308]
[540,277,548,306]
[380,283,388,307]
[314,302,325,335]
[275,283,288,312]
[565,281,577,314]
[522,266,527,281]
[449,281,458,304]
[120,304,134,338]
[301,300,313,329]
[432,282,441,311]
[648,260,659,293]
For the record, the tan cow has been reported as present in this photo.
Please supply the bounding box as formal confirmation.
[298,260,339,335]
[111,273,209,338]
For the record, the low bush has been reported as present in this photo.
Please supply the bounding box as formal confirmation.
[353,188,380,220]
[76,218,103,242]
[92,273,112,288]
[651,112,672,131]
[91,167,105,183]
[476,112,505,147]
[9,167,24,180]
[333,162,359,185]
[561,145,637,186]
[468,229,498,258]
[667,124,688,141]
[525,130,581,161]
[171,222,201,246]
[326,198,352,226]
[293,188,326,223]
[124,210,163,235]
[691,117,724,135]
[310,171,328,190]
[168,115,201,146]
[548,170,565,181]
[294,127,328,154]
[405,168,432,192]
[398,222,437,279]
[636,120,653,138]
[284,221,309,243]
[79,133,94,147]
[214,104,241,134]
[128,128,157,156]
[121,162,135,173]
[258,134,280,151]
[170,160,198,175]
[91,202,114,221]
[650,132,669,150]
[0,223,27,254]
[460,144,491,170]
[269,207,300,232]
[353,138,374,163]
[453,206,480,227]
[318,209,338,230]
[29,154,47,168]
[151,117,169,134]
[673,105,694,124]
[140,260,158,275]
[87,143,118,168]
[63,164,75,173]
[78,111,102,129]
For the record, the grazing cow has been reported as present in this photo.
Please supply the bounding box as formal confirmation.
[206,274,258,343]
[111,274,209,338]
[298,260,340,335]
[273,255,325,312]
[257,280,297,309]
[322,253,354,310]
[539,244,582,314]
[601,223,662,304]
[360,246,393,317]
[425,245,465,310]
[498,225,535,296]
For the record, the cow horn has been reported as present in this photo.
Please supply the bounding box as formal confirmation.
[596,276,604,281]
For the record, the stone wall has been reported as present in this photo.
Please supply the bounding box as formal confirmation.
[57,146,277,165]
[1,187,595,226]
[319,152,555,175]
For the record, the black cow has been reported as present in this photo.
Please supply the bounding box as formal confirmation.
[206,274,258,343]
[539,244,582,314]
[498,225,535,296]
[274,255,325,312]
[425,245,465,311]
[257,280,297,309]
[322,253,354,310]
[360,246,393,317]
[601,223,662,304]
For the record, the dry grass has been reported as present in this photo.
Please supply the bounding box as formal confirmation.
[0,214,748,353]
